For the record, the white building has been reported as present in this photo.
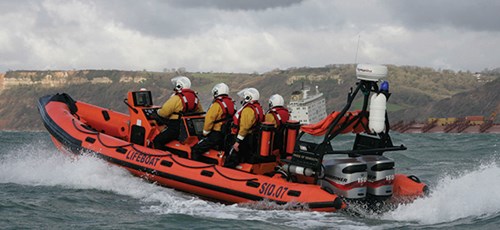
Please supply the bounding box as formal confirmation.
[288,86,327,124]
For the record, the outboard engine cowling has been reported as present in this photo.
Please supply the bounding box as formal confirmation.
[357,155,395,198]
[320,158,367,199]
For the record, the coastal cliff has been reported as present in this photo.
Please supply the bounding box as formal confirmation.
[0,65,498,131]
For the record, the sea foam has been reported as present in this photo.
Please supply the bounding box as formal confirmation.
[0,142,357,229]
[382,162,500,225]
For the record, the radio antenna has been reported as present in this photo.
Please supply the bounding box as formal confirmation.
[354,34,361,64]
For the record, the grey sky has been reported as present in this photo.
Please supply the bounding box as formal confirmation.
[1,0,499,73]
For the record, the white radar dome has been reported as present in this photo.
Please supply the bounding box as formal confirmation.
[356,64,388,82]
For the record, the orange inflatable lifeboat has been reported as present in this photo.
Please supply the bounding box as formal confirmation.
[37,74,428,212]
[38,91,345,212]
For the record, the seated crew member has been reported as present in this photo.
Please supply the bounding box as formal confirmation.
[225,88,264,168]
[265,94,290,127]
[153,76,203,150]
[265,94,290,154]
[191,83,235,161]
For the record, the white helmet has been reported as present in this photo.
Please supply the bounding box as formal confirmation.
[269,94,284,108]
[212,83,229,97]
[237,87,260,103]
[171,76,191,91]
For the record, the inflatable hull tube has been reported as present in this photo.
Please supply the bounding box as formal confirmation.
[393,174,429,197]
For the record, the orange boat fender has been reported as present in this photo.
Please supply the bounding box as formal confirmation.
[393,174,429,197]
[284,120,300,155]
[259,122,275,157]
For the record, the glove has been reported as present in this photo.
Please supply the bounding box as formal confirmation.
[151,111,167,126]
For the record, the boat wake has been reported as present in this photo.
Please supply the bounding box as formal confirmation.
[381,161,500,226]
[0,143,357,229]
[0,142,214,210]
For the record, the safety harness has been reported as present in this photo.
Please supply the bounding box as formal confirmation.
[212,95,236,124]
[267,106,290,126]
[232,101,264,134]
[175,89,199,113]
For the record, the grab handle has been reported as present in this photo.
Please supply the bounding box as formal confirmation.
[123,99,138,114]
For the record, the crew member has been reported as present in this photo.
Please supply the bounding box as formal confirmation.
[265,94,290,128]
[191,83,235,161]
[265,94,290,153]
[225,88,264,168]
[153,76,203,150]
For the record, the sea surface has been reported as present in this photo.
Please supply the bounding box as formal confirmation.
[1,131,499,229]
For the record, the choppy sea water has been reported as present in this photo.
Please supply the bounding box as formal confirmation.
[1,131,499,229]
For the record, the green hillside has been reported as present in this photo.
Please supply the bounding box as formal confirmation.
[0,65,498,130]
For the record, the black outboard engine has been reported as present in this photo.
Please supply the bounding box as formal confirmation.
[357,155,395,199]
[320,158,367,199]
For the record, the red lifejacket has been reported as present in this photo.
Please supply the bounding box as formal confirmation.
[175,89,199,113]
[213,95,235,123]
[268,106,290,126]
[232,101,264,131]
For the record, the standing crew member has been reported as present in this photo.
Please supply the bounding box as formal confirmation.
[265,94,290,153]
[153,76,203,150]
[225,88,264,168]
[191,83,235,161]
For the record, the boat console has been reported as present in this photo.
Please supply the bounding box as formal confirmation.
[124,90,206,156]
[125,90,161,146]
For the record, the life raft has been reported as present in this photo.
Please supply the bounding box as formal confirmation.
[301,110,368,136]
